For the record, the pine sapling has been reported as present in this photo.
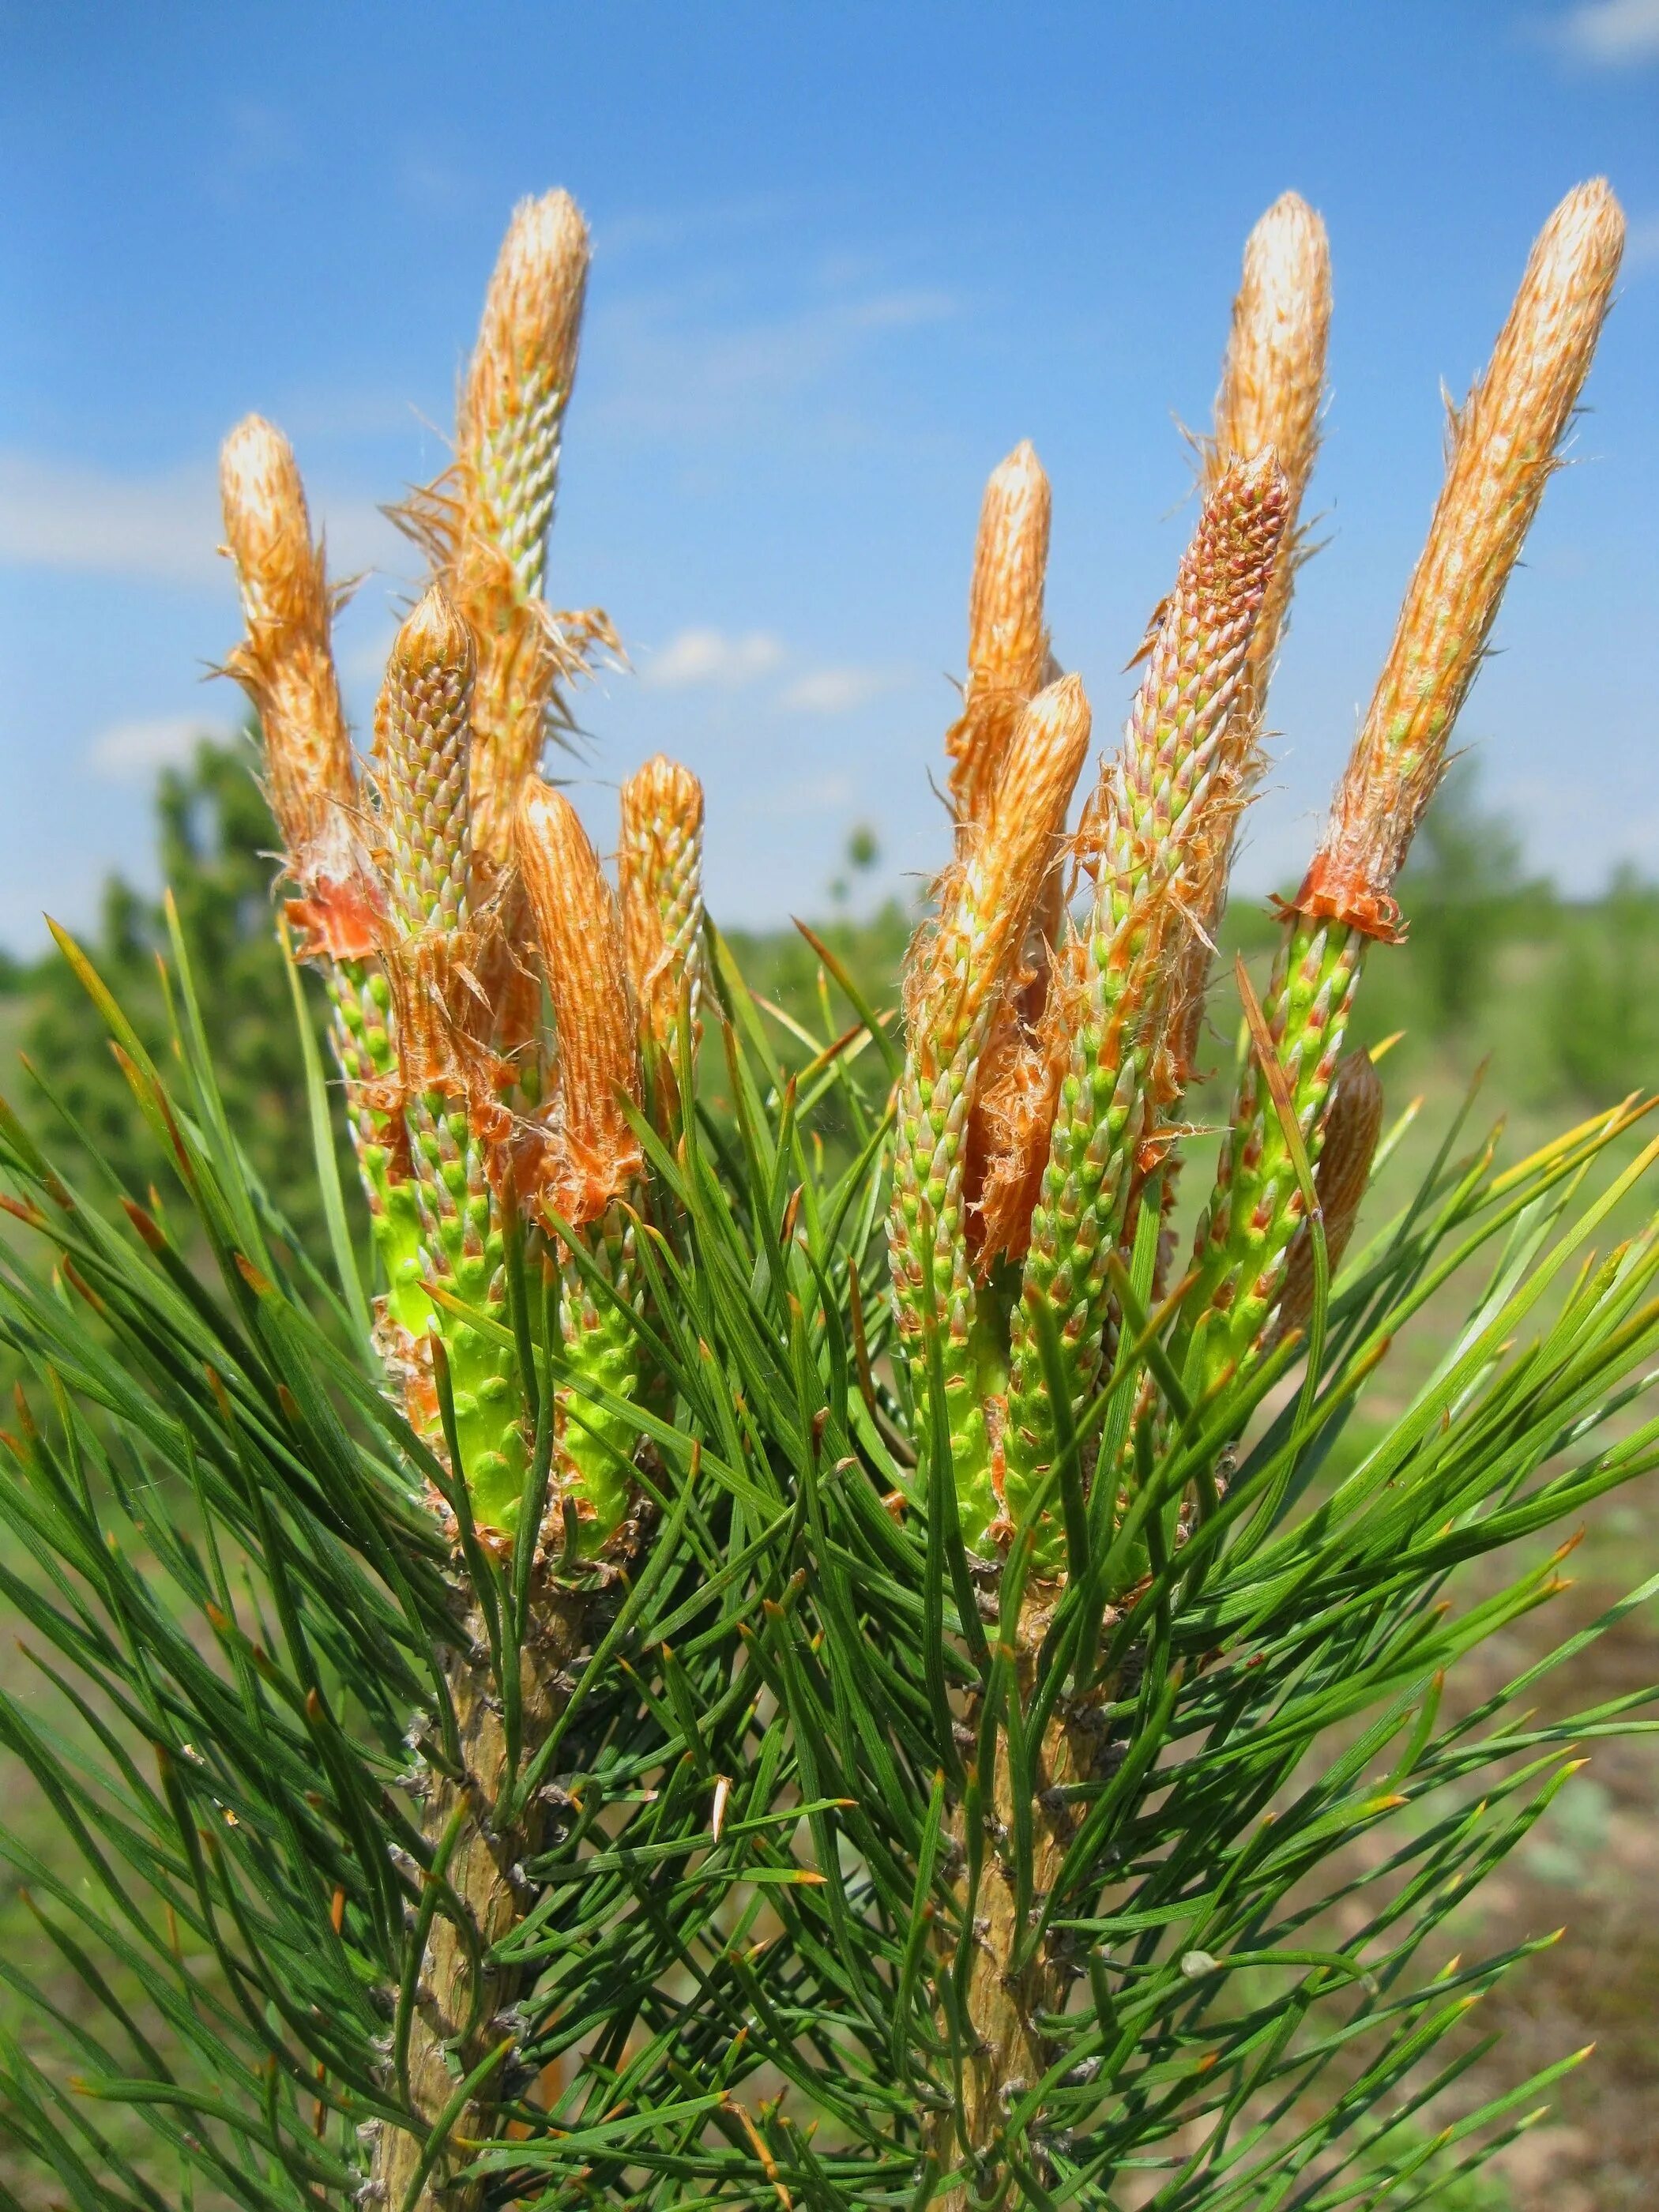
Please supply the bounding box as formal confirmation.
[2,172,1651,2212]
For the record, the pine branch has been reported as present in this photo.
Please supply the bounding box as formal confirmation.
[0,175,1650,2212]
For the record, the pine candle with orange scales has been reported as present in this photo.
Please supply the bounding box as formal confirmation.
[401,188,616,871]
[952,442,1065,1277]
[991,454,1290,1565]
[216,416,416,1320]
[516,779,650,1548]
[944,438,1057,833]
[1157,192,1332,1233]
[619,752,707,1127]
[397,190,619,1066]
[889,674,1092,1545]
[218,194,640,1526]
[1176,178,1627,1409]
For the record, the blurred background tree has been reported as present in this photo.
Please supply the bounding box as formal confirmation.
[13,754,1659,1224]
[1545,862,1659,1106]
[13,736,349,1253]
[1395,759,1541,1040]
[827,818,882,907]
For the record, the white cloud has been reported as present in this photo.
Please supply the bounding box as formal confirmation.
[778,664,905,715]
[0,448,397,587]
[397,152,477,216]
[1627,213,1659,267]
[638,634,913,713]
[841,288,959,333]
[0,452,220,584]
[641,628,787,688]
[1548,0,1659,62]
[87,714,235,780]
[597,192,810,260]
[741,773,855,821]
[591,282,960,443]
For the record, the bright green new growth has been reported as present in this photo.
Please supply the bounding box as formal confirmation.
[1002,454,1289,1562]
[368,585,532,1531]
[556,1202,643,1543]
[414,1089,528,1529]
[890,1001,1002,1537]
[322,958,413,1296]
[1178,914,1365,1398]
[889,674,1091,1545]
[0,177,1651,2212]
[514,774,653,1555]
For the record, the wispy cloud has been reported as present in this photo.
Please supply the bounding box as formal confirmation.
[582,187,962,449]
[778,664,908,715]
[741,773,855,821]
[641,628,787,688]
[86,714,236,780]
[212,100,303,200]
[596,192,814,260]
[1626,213,1659,268]
[0,452,221,585]
[1545,0,1659,63]
[591,280,960,443]
[396,149,481,216]
[638,629,916,714]
[0,450,397,586]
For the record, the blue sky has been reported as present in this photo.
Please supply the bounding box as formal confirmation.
[2,1,1656,952]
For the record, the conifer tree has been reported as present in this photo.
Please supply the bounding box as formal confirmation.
[1,179,1650,2212]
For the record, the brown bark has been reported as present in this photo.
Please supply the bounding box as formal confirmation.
[930,1590,1112,2210]
[371,1587,585,2211]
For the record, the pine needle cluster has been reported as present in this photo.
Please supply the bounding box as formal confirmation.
[0,179,1650,2212]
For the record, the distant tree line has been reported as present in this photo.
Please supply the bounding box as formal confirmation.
[4,744,1657,1262]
